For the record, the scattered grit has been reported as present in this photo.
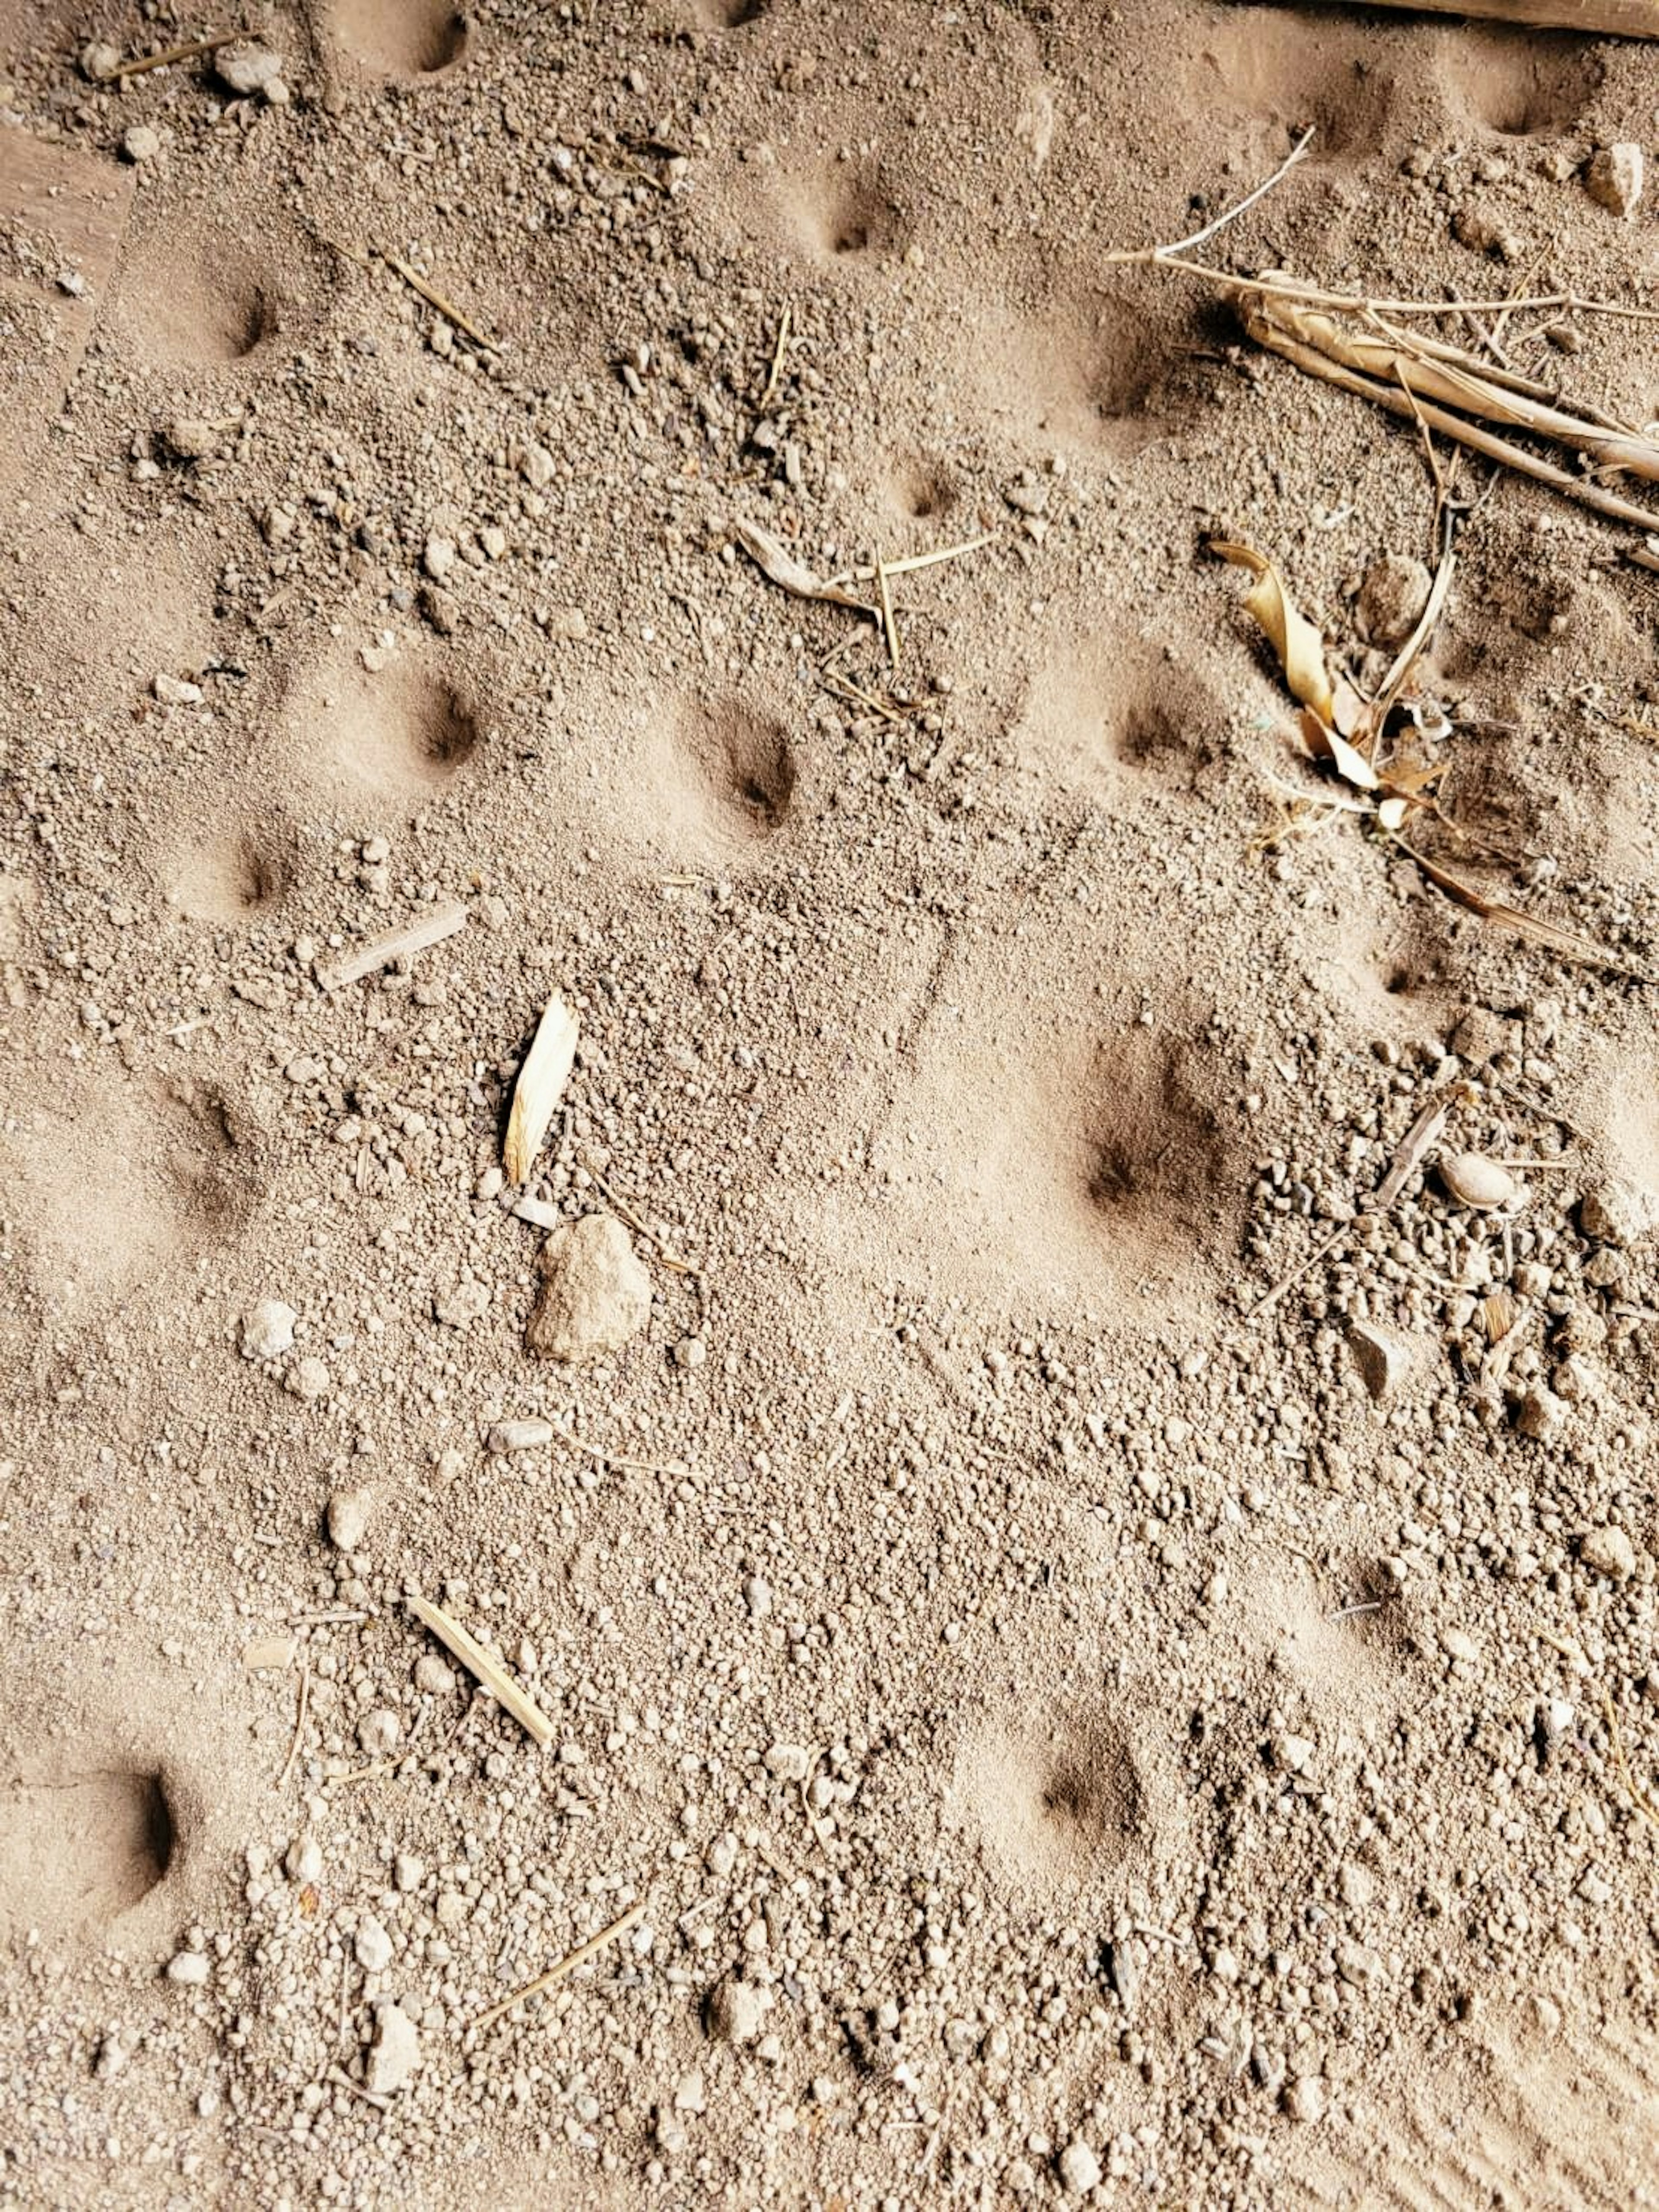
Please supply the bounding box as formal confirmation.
[2,1,1659,2207]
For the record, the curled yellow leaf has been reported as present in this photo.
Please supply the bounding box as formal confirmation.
[1211,539,1335,725]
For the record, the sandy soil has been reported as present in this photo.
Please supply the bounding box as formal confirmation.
[2,1,1659,2206]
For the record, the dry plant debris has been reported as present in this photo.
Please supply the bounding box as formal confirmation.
[503,992,579,1187]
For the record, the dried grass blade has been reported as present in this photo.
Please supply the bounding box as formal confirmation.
[734,520,868,610]
[1399,843,1654,980]
[1373,544,1456,724]
[504,992,579,1186]
[470,1902,648,2034]
[1211,540,1335,721]
[406,1592,554,1747]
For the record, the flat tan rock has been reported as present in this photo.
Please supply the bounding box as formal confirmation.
[525,1212,650,1362]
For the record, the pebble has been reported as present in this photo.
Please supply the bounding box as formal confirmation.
[1440,1152,1517,1211]
[122,125,161,164]
[1514,1385,1564,1440]
[81,39,120,77]
[487,1418,554,1454]
[423,536,457,582]
[1580,1181,1646,1247]
[413,1655,456,1695]
[1058,2140,1103,2193]
[434,1279,490,1329]
[286,1834,322,1882]
[355,1915,394,1972]
[742,1574,772,1617]
[365,2002,420,2094]
[763,1743,810,1781]
[1284,2076,1327,2123]
[1585,143,1643,219]
[359,1707,402,1754]
[153,672,203,706]
[165,1951,210,1986]
[673,1334,707,1369]
[241,1299,296,1360]
[326,1485,374,1549]
[524,1213,652,1362]
[1580,1525,1637,1583]
[1356,552,1431,651]
[515,439,556,489]
[1348,1318,1418,1403]
[287,1355,331,1403]
[705,1977,769,2045]
[215,41,283,95]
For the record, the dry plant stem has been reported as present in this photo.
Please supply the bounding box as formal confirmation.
[1243,310,1659,535]
[881,531,998,577]
[875,557,900,668]
[579,1160,696,1274]
[405,1592,555,1747]
[277,1657,310,1791]
[316,902,467,991]
[1151,127,1314,258]
[470,1903,648,2032]
[1376,310,1634,436]
[1398,842,1653,980]
[1598,1688,1659,1834]
[93,32,236,80]
[1269,298,1659,481]
[1631,548,1659,575]
[757,302,791,412]
[379,254,500,353]
[1134,256,1659,325]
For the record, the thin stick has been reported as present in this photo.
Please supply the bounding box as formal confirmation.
[881,531,998,577]
[406,1592,554,1748]
[580,1161,696,1275]
[379,253,500,353]
[470,1902,647,2032]
[315,902,467,992]
[1244,309,1659,535]
[564,1430,687,1478]
[1110,254,1659,325]
[1598,1688,1659,1836]
[92,32,236,81]
[875,555,900,669]
[757,302,791,413]
[1151,127,1315,261]
[326,2066,391,2112]
[277,1656,310,1791]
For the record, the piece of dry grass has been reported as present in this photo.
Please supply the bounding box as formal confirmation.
[503,992,579,1186]
[316,902,467,991]
[469,1902,648,2033]
[1398,842,1653,982]
[380,252,500,352]
[91,32,236,80]
[406,1592,554,1748]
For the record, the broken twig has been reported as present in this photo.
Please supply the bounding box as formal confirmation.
[405,1592,554,1748]
[470,1902,648,2032]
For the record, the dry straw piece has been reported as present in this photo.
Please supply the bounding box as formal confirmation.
[503,991,579,1186]
[469,1901,648,2033]
[405,1591,554,1748]
[315,902,467,991]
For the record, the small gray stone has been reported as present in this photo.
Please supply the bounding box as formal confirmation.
[515,439,556,489]
[355,1915,394,1972]
[165,1951,210,1985]
[358,1707,402,1755]
[1058,2139,1103,2193]
[1357,553,1432,651]
[763,1743,810,1781]
[215,41,283,95]
[742,1574,772,1617]
[413,1654,456,1696]
[423,535,456,582]
[122,125,162,165]
[365,2002,420,2094]
[286,1834,322,1883]
[1348,1318,1419,1402]
[1580,1181,1648,1248]
[487,1418,554,1454]
[326,1485,374,1550]
[1284,2075,1327,2123]
[525,1213,651,1363]
[81,40,120,79]
[1580,1525,1637,1583]
[287,1355,331,1403]
[705,1977,769,2045]
[153,672,203,706]
[241,1299,296,1360]
[1515,1385,1565,1440]
[1586,143,1643,219]
[434,1279,489,1330]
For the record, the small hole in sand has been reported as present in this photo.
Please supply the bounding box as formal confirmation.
[329,0,470,76]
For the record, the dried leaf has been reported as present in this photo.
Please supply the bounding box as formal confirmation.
[504,992,579,1186]
[1370,1089,1460,1213]
[1481,1289,1519,1344]
[1400,843,1654,982]
[1212,538,1335,723]
[734,520,866,609]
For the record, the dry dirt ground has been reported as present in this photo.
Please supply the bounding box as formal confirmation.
[3,0,1659,2206]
